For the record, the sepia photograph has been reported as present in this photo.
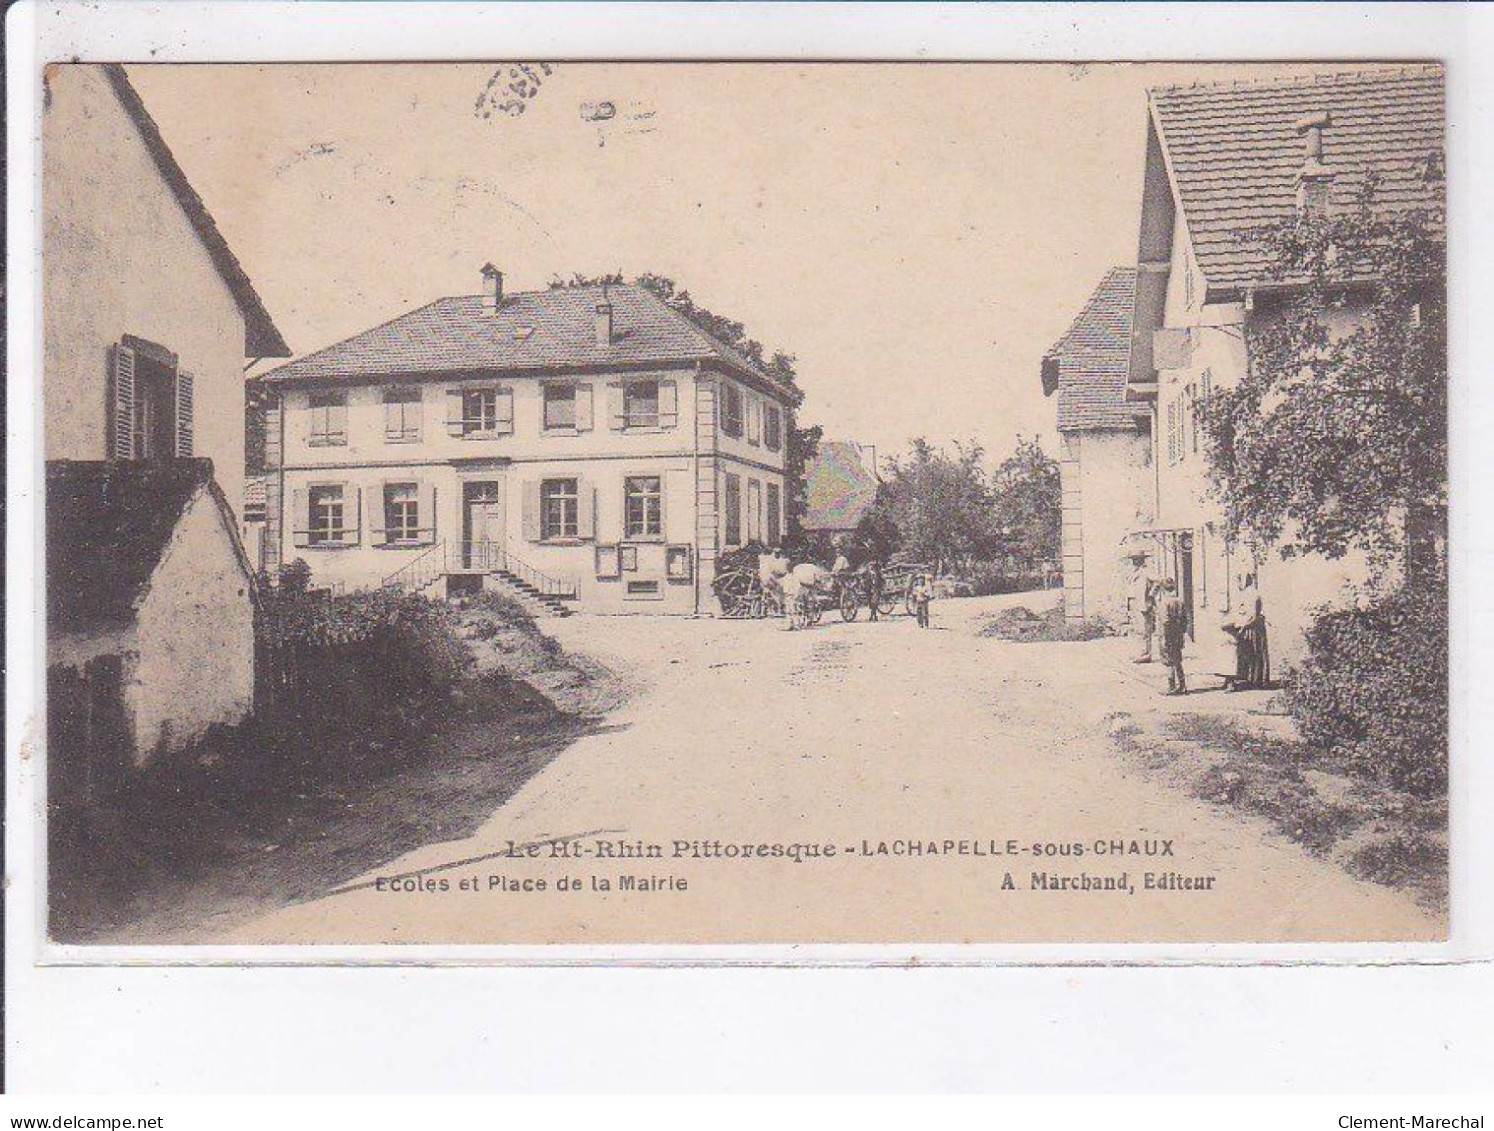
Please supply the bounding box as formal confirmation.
[38,58,1448,949]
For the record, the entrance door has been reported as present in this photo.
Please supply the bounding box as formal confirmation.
[462,481,505,569]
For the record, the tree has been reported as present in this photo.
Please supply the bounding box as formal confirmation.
[988,436,1061,573]
[1197,192,1446,576]
[872,438,995,576]
[782,421,822,557]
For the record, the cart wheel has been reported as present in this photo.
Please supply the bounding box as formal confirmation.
[840,590,860,622]
[876,594,897,617]
[904,590,918,616]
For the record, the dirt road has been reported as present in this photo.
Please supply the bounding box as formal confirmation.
[228,593,1440,945]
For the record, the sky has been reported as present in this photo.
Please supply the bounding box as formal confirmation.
[129,61,1319,466]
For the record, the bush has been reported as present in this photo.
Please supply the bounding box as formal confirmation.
[1285,586,1447,797]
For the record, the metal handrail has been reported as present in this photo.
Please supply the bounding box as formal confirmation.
[462,540,577,599]
[382,539,448,592]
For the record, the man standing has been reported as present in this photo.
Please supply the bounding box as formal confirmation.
[1133,571,1159,663]
[1159,578,1188,695]
[866,557,884,622]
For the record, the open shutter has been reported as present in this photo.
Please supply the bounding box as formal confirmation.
[575,384,594,431]
[577,477,596,540]
[419,483,437,544]
[370,481,389,547]
[291,488,311,548]
[607,382,626,429]
[447,388,466,436]
[522,481,542,542]
[495,388,514,435]
[659,380,678,429]
[174,369,195,456]
[110,343,136,460]
[343,486,362,546]
[658,473,669,540]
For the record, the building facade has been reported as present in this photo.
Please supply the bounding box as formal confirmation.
[1126,65,1444,669]
[259,277,801,614]
[1041,266,1153,628]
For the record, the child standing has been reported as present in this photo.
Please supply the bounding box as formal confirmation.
[911,572,934,629]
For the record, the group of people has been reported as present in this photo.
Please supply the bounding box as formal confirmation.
[1134,571,1270,696]
[761,544,933,631]
[829,549,934,628]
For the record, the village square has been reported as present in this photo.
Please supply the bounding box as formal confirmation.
[40,62,1447,944]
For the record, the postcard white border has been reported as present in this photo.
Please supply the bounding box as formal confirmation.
[7,0,1493,1092]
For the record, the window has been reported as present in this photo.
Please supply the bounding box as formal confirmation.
[309,392,347,446]
[746,397,762,445]
[544,383,577,430]
[1166,399,1179,465]
[763,404,782,452]
[720,382,744,438]
[626,580,661,599]
[723,473,742,546]
[1186,382,1199,455]
[624,381,660,429]
[309,485,346,545]
[767,482,782,546]
[384,483,420,543]
[541,478,579,539]
[625,475,663,539]
[110,337,194,460]
[462,388,498,435]
[384,388,421,442]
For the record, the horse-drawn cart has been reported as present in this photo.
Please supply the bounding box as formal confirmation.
[881,561,930,617]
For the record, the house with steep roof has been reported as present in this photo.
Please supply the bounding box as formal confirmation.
[1125,64,1444,668]
[47,461,257,793]
[1041,266,1152,628]
[802,441,881,538]
[43,65,289,789]
[257,271,803,614]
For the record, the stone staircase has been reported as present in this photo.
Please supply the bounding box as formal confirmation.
[487,569,575,618]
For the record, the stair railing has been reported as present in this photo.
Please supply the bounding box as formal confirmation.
[382,540,448,593]
[462,540,577,599]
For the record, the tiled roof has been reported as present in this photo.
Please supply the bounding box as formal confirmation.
[260,283,797,399]
[1150,65,1444,295]
[1043,267,1140,433]
[803,441,880,532]
[105,66,290,358]
[47,459,245,635]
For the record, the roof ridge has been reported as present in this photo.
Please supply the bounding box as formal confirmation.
[1150,63,1441,98]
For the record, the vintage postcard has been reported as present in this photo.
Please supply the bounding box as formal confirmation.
[38,59,1449,950]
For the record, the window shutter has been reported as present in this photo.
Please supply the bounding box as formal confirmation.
[575,384,594,431]
[419,482,437,544]
[447,388,466,436]
[330,399,348,444]
[496,388,514,434]
[522,481,541,541]
[370,481,389,547]
[344,486,362,546]
[291,488,311,548]
[110,343,136,460]
[607,382,626,429]
[658,473,669,539]
[174,369,195,457]
[659,380,678,429]
[577,478,596,540]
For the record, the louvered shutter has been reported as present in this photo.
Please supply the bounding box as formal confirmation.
[575,384,594,431]
[607,382,626,429]
[418,483,437,544]
[447,388,466,436]
[495,388,514,435]
[659,380,678,429]
[291,488,311,548]
[110,342,137,460]
[522,481,542,541]
[370,481,389,547]
[344,486,362,546]
[173,369,195,456]
[577,478,596,540]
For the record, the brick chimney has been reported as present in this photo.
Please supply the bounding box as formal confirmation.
[1295,111,1335,219]
[595,299,613,347]
[480,262,504,312]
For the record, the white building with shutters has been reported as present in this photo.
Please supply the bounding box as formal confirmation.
[42,64,289,769]
[257,273,801,614]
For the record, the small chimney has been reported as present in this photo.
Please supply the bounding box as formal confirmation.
[595,300,613,347]
[1295,110,1335,219]
[480,262,504,312]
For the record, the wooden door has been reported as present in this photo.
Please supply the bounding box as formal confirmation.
[463,481,505,568]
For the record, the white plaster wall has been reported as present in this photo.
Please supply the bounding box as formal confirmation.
[129,489,256,762]
[43,65,250,510]
[1076,430,1153,627]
